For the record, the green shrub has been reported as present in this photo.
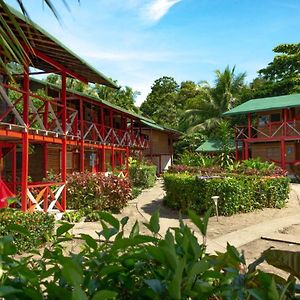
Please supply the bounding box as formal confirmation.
[62,210,85,223]
[66,172,132,213]
[0,211,299,299]
[163,173,290,216]
[129,163,157,189]
[0,208,54,252]
[176,151,216,167]
[229,158,288,176]
[132,186,143,199]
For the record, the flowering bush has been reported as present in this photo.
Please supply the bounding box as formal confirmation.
[66,172,132,212]
[0,208,54,252]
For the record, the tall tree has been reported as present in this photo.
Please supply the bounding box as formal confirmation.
[46,75,139,112]
[93,84,140,113]
[254,43,300,97]
[140,76,179,128]
[177,80,202,110]
[181,66,247,134]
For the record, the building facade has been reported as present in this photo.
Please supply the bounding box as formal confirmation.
[224,94,300,171]
[0,6,176,212]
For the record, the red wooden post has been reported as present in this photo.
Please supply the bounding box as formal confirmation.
[101,106,105,140]
[281,139,286,169]
[247,113,252,138]
[0,148,2,179]
[284,109,287,136]
[110,110,114,144]
[21,64,29,211]
[126,146,129,175]
[102,145,106,172]
[235,142,239,161]
[44,101,49,129]
[43,144,48,179]
[80,99,85,172]
[130,118,134,146]
[111,147,115,172]
[244,141,249,160]
[12,145,16,194]
[44,187,49,213]
[110,110,114,171]
[61,72,67,211]
[43,101,49,179]
[91,104,96,141]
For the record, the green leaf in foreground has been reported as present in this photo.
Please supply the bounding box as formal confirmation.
[56,222,74,237]
[92,290,118,300]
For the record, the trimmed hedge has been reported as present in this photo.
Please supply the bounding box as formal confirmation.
[0,208,55,252]
[163,173,290,216]
[129,164,157,189]
[66,172,132,212]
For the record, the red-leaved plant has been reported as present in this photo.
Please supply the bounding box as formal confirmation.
[66,172,132,212]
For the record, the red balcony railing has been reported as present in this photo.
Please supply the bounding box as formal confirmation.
[235,119,300,140]
[82,121,149,148]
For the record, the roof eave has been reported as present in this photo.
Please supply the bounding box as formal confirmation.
[6,5,118,88]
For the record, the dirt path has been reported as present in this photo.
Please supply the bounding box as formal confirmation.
[72,179,300,272]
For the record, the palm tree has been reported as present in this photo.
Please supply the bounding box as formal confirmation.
[181,66,246,133]
[0,1,75,74]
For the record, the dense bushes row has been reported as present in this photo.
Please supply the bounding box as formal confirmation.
[128,159,157,189]
[66,172,132,212]
[0,212,299,299]
[163,173,290,215]
[0,208,54,252]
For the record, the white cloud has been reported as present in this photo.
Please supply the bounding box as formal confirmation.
[142,0,181,23]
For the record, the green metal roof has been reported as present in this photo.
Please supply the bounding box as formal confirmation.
[3,5,118,88]
[196,139,241,153]
[141,119,165,131]
[223,93,300,116]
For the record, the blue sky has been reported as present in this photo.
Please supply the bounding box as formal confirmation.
[7,0,300,105]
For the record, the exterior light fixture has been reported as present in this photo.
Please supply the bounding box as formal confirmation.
[211,196,219,221]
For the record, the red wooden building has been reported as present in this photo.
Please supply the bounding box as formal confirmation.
[223,93,300,171]
[0,6,152,212]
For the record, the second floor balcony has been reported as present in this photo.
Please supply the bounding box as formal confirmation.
[235,118,300,141]
[0,82,149,149]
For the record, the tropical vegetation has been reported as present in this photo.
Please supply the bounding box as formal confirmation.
[0,208,54,252]
[0,211,299,299]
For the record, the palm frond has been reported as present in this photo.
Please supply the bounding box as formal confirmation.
[0,0,74,76]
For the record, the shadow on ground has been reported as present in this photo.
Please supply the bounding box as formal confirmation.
[139,196,190,220]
